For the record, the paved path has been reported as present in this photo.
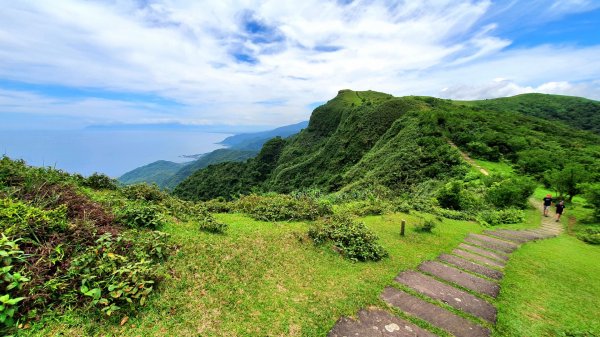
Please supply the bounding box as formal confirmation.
[328,202,562,337]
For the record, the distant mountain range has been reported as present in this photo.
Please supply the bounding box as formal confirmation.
[118,121,308,187]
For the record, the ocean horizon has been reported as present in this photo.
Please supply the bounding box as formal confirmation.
[0,129,231,177]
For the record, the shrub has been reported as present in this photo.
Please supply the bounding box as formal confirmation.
[235,194,332,221]
[1,235,29,331]
[116,203,165,230]
[122,183,166,202]
[307,214,388,261]
[432,207,475,221]
[198,216,228,234]
[69,233,165,316]
[83,173,118,190]
[485,176,536,209]
[582,183,600,221]
[577,227,600,245]
[336,199,392,216]
[477,208,525,226]
[415,218,438,232]
[203,198,233,213]
[0,198,68,242]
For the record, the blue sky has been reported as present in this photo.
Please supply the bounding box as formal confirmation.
[0,0,599,130]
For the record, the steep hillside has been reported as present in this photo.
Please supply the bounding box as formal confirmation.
[465,93,600,134]
[174,90,600,201]
[164,149,257,189]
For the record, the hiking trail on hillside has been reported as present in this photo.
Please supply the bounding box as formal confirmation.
[328,200,562,337]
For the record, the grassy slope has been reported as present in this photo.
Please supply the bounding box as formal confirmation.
[495,235,600,337]
[27,212,482,336]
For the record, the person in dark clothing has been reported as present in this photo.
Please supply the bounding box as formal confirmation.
[543,194,553,217]
[555,200,565,222]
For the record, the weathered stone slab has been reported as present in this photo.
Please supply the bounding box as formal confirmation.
[469,234,518,250]
[525,230,556,238]
[493,229,548,240]
[395,271,497,322]
[328,308,438,337]
[458,243,508,262]
[483,230,531,244]
[464,236,515,254]
[381,287,490,337]
[438,254,503,280]
[419,261,500,298]
[452,249,505,269]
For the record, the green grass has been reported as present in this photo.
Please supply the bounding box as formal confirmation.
[494,235,600,337]
[473,159,514,176]
[25,212,481,336]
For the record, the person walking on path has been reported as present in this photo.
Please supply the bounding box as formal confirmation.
[556,200,565,222]
[543,194,553,217]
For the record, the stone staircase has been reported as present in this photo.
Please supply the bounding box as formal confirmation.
[328,209,562,337]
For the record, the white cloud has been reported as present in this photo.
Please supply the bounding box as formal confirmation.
[0,0,598,128]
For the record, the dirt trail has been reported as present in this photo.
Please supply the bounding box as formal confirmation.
[447,140,489,176]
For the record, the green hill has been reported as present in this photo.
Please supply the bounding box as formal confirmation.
[465,93,600,134]
[174,90,600,201]
[118,160,188,186]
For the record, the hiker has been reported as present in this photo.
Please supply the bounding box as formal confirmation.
[542,194,553,217]
[555,200,565,222]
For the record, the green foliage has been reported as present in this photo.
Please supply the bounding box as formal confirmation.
[545,164,590,201]
[83,173,118,190]
[436,179,483,211]
[1,235,29,330]
[0,198,68,241]
[577,227,600,245]
[116,202,165,230]
[470,93,600,134]
[307,214,388,261]
[477,209,525,226]
[415,218,438,233]
[69,232,168,316]
[202,198,233,213]
[122,183,167,202]
[485,175,536,209]
[234,194,332,221]
[582,183,600,221]
[336,199,392,216]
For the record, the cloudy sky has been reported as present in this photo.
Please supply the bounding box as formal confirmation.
[1,0,599,130]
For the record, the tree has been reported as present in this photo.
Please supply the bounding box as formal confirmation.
[544,164,589,201]
[582,183,600,220]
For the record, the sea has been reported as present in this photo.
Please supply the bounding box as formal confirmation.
[0,130,231,177]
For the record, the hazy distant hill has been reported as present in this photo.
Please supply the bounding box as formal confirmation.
[174,90,600,201]
[218,121,309,150]
[118,121,308,188]
[118,160,188,186]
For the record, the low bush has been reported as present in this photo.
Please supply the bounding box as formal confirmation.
[577,227,600,245]
[307,214,388,261]
[122,183,166,202]
[477,208,525,226]
[1,235,29,330]
[336,199,392,216]
[83,173,118,190]
[158,197,228,233]
[116,202,165,230]
[432,207,475,221]
[203,198,233,213]
[235,194,332,222]
[69,231,169,316]
[415,218,438,233]
[0,198,68,241]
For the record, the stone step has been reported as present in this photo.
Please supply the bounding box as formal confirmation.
[438,254,503,280]
[382,287,490,337]
[483,230,538,243]
[419,261,500,298]
[328,308,438,337]
[464,236,515,254]
[483,230,531,244]
[468,234,518,251]
[525,230,556,238]
[453,249,506,269]
[395,271,497,322]
[458,243,509,262]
